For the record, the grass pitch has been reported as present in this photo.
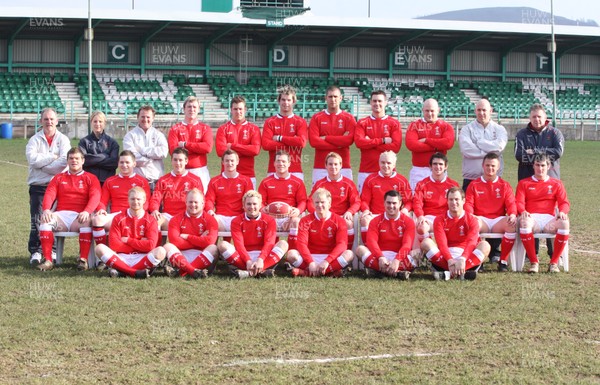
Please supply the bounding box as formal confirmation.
[0,137,599,384]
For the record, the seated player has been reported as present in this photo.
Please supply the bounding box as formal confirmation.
[413,152,459,244]
[308,152,360,250]
[149,147,203,230]
[92,150,151,248]
[356,190,419,280]
[465,152,517,272]
[258,149,307,248]
[421,187,490,280]
[94,187,165,278]
[218,190,289,279]
[205,149,253,231]
[162,188,219,279]
[359,151,412,243]
[516,154,570,274]
[285,188,354,277]
[38,147,101,271]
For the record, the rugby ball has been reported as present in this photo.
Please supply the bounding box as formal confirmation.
[264,201,291,218]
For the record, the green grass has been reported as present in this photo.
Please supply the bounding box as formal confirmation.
[0,138,599,384]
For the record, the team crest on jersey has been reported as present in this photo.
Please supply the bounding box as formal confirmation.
[195,130,201,139]
[338,119,344,129]
[495,188,501,198]
[340,187,346,197]
[383,125,389,136]
[434,127,440,136]
[242,129,248,140]
[198,223,204,233]
[459,225,464,236]
[288,184,293,195]
[547,185,553,194]
[289,124,295,133]
[327,226,333,238]
[139,224,145,236]
[78,180,84,189]
[183,182,190,192]
[236,183,242,193]
[393,184,398,191]
[397,225,404,237]
[256,226,262,238]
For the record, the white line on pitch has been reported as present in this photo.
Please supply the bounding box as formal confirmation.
[571,248,600,254]
[586,340,600,345]
[221,352,444,367]
[0,160,28,168]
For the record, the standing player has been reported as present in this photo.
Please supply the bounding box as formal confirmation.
[459,98,508,191]
[215,95,261,187]
[308,85,356,185]
[359,151,412,243]
[285,188,354,277]
[92,150,151,248]
[26,107,70,265]
[149,148,203,231]
[163,189,219,279]
[465,153,517,272]
[205,150,253,231]
[516,154,570,273]
[94,187,165,279]
[168,96,213,192]
[515,103,564,181]
[78,111,119,185]
[421,187,490,280]
[405,98,455,191]
[37,148,101,271]
[261,85,308,180]
[258,150,307,248]
[413,153,459,244]
[218,190,289,279]
[308,152,360,250]
[123,105,168,191]
[354,90,402,191]
[355,190,418,280]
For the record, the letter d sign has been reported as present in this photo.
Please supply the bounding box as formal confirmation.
[273,47,288,66]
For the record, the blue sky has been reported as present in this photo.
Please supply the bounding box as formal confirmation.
[1,0,598,24]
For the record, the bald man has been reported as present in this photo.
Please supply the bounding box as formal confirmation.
[405,98,455,191]
[458,98,508,192]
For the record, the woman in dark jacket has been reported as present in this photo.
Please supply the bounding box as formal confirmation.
[78,111,119,185]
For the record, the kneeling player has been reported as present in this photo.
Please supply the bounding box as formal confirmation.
[94,187,166,278]
[163,188,219,279]
[285,188,354,277]
[355,190,419,280]
[421,187,490,280]
[218,190,289,279]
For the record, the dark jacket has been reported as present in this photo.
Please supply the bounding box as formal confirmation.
[78,131,119,183]
[514,121,564,181]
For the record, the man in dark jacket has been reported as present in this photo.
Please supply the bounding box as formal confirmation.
[79,111,119,185]
[514,103,564,181]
